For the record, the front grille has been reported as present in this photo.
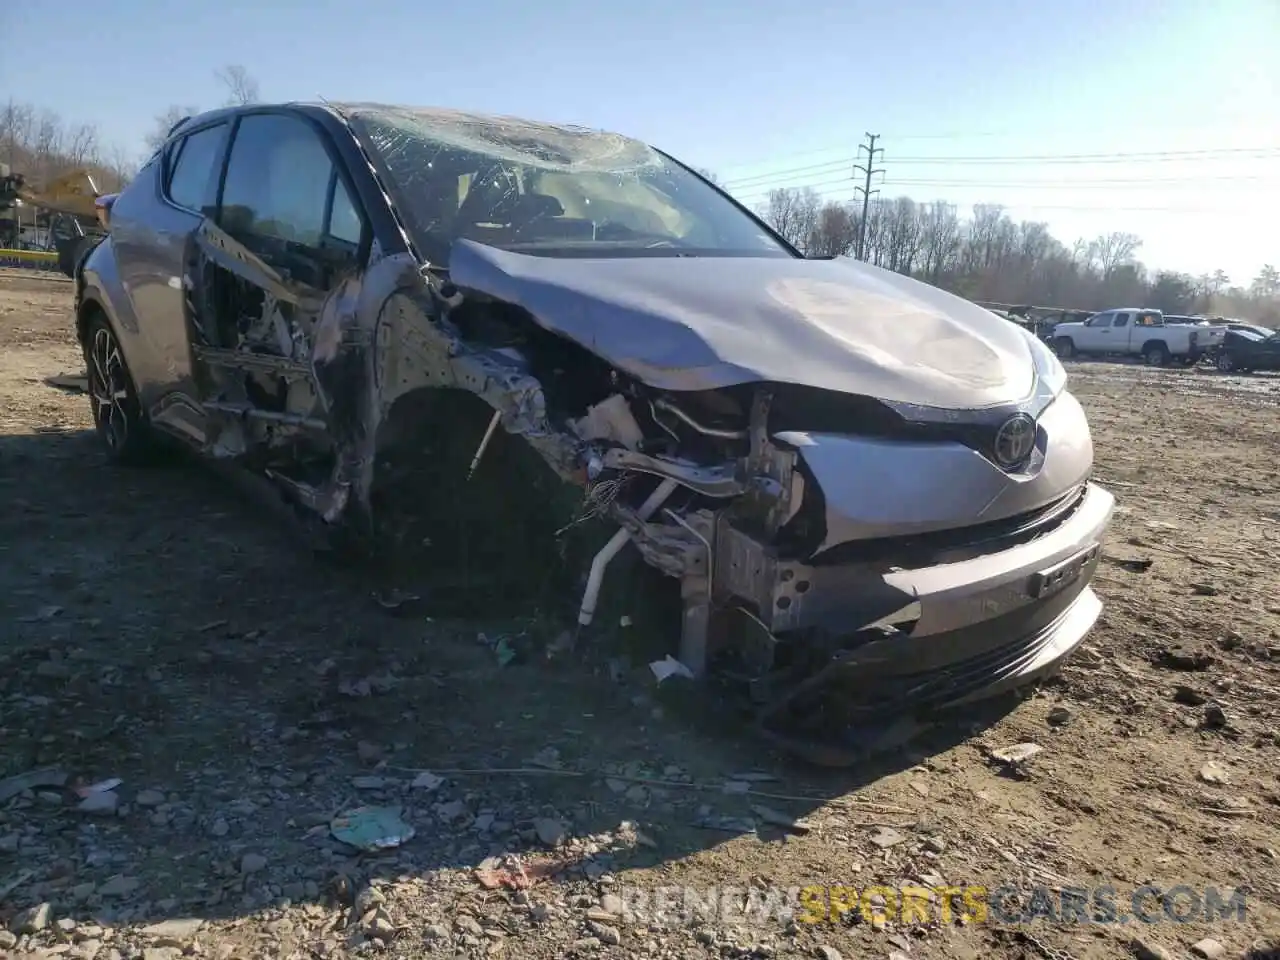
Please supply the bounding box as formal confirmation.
[809,483,1087,567]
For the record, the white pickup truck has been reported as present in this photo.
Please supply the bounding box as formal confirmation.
[1051,308,1227,366]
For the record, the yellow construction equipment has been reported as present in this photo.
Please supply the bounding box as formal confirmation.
[1,164,110,273]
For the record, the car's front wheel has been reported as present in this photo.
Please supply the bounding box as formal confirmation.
[1053,337,1075,359]
[83,313,157,465]
[1216,353,1236,373]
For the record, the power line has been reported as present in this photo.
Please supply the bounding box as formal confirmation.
[875,175,1277,188]
[718,146,1280,189]
[713,121,1280,172]
[729,169,1279,201]
[853,133,885,262]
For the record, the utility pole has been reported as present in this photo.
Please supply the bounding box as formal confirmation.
[853,133,885,262]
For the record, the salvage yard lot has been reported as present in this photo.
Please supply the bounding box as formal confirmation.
[1,269,1278,960]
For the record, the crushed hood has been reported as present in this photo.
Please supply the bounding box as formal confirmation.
[447,241,1037,410]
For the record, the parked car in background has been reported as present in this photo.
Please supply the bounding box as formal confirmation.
[1215,327,1280,372]
[1224,320,1274,338]
[1051,308,1227,366]
[71,100,1115,764]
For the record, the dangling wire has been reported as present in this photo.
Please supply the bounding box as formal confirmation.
[555,474,628,537]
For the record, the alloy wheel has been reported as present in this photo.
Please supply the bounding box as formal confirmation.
[87,325,130,452]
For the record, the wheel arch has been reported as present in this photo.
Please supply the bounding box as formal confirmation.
[76,293,109,346]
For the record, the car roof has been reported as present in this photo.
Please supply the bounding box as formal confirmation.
[171,101,653,170]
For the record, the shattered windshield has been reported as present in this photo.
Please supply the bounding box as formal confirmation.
[343,105,793,263]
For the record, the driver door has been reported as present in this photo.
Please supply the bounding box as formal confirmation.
[189,110,368,407]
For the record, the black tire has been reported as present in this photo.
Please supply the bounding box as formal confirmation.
[1216,352,1236,373]
[1053,337,1075,359]
[1143,342,1170,367]
[82,313,158,465]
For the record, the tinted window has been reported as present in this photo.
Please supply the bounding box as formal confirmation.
[1113,312,1130,327]
[220,113,363,250]
[167,124,228,213]
[348,107,792,262]
[1087,313,1110,327]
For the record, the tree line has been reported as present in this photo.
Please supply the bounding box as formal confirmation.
[750,185,1279,325]
[5,73,1275,325]
[1,65,261,200]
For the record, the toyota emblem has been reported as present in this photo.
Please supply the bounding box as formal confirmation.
[993,414,1037,469]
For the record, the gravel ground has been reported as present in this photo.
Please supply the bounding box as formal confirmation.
[1,269,1278,960]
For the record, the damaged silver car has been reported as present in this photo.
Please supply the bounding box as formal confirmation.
[74,102,1114,763]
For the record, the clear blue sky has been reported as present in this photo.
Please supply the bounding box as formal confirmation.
[3,0,1276,284]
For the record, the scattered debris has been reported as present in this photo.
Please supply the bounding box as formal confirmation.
[1047,706,1073,727]
[410,771,445,791]
[869,826,906,849]
[990,742,1043,768]
[649,655,695,683]
[1190,583,1219,597]
[495,637,517,667]
[527,747,563,770]
[751,804,812,834]
[330,807,415,851]
[693,813,757,834]
[1105,555,1154,573]
[1191,938,1226,960]
[45,372,89,393]
[75,777,123,797]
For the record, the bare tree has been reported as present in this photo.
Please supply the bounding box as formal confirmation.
[1088,232,1142,279]
[65,123,99,166]
[881,197,923,274]
[917,202,962,283]
[694,167,720,185]
[215,65,260,106]
[758,187,821,252]
[144,105,199,153]
[808,202,857,257]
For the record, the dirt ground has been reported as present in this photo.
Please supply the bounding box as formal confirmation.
[1,269,1278,960]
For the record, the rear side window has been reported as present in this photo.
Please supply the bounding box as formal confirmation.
[166,124,229,214]
[219,113,364,251]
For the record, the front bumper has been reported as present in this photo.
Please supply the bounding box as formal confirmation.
[718,481,1115,764]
